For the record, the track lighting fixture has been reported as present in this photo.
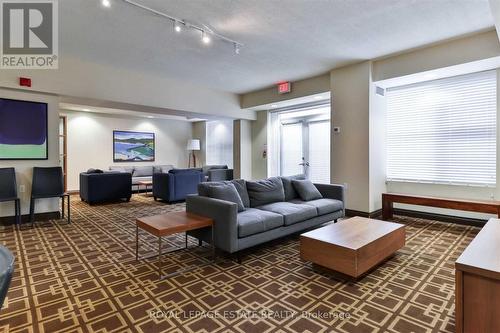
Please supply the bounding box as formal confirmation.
[109,0,243,54]
[174,20,182,32]
[201,31,211,44]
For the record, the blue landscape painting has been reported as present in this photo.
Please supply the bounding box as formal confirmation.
[113,131,155,162]
[0,98,48,160]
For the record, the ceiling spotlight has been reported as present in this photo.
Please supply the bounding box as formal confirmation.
[101,0,111,8]
[234,43,241,55]
[174,20,182,33]
[202,31,211,44]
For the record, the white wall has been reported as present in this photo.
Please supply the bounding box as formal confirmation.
[369,81,387,213]
[0,89,60,217]
[206,120,234,168]
[64,111,192,192]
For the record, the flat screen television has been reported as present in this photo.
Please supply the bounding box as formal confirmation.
[0,98,48,160]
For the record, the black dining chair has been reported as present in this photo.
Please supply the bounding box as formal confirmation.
[30,167,70,227]
[0,168,21,229]
[0,245,14,311]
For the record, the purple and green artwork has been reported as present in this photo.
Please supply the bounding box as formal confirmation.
[113,131,155,162]
[0,98,48,160]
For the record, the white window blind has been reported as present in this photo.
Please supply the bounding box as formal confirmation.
[206,120,233,168]
[386,70,497,186]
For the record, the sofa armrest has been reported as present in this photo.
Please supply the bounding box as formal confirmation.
[208,169,234,181]
[314,183,345,204]
[186,195,239,253]
[152,173,174,201]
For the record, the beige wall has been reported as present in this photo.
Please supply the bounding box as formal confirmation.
[233,120,252,179]
[241,73,330,109]
[0,55,256,121]
[372,30,500,82]
[251,111,269,180]
[64,111,192,191]
[0,89,60,217]
[192,121,207,167]
[330,62,371,212]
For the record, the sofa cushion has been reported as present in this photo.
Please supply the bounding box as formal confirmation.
[289,198,343,216]
[257,202,317,226]
[246,177,285,207]
[133,166,153,177]
[110,166,134,174]
[198,179,250,208]
[206,183,245,212]
[153,165,173,173]
[292,180,323,201]
[237,208,284,238]
[280,174,306,201]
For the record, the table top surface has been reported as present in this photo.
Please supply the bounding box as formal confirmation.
[456,218,500,279]
[137,180,153,185]
[301,216,405,250]
[136,211,213,237]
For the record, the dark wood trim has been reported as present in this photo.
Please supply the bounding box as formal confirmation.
[345,209,382,219]
[67,190,79,195]
[59,115,68,192]
[0,211,61,226]
[393,208,486,227]
[346,207,485,227]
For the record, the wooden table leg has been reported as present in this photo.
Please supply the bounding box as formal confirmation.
[382,195,394,220]
[135,225,139,261]
[158,236,162,279]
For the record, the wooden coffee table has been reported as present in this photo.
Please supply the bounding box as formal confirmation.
[300,216,405,278]
[136,211,214,279]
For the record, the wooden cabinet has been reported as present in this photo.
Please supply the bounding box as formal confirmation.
[455,218,500,333]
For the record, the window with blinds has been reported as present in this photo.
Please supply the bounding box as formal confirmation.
[386,70,497,186]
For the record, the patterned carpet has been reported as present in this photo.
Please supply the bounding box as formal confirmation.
[0,195,480,333]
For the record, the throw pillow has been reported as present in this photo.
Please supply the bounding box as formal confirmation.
[280,174,306,201]
[292,180,323,201]
[246,177,285,207]
[198,179,250,208]
[206,183,245,212]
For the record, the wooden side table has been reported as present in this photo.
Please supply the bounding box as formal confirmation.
[137,180,153,196]
[136,211,214,280]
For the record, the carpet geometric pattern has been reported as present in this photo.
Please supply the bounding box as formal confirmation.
[0,195,480,333]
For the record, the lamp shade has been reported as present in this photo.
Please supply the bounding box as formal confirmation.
[187,139,200,151]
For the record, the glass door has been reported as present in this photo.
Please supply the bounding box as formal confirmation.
[271,103,331,184]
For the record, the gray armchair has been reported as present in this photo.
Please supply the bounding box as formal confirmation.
[202,165,234,182]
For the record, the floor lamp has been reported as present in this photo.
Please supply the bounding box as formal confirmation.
[187,139,200,168]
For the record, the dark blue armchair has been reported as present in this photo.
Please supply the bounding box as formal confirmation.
[80,172,132,204]
[153,169,203,203]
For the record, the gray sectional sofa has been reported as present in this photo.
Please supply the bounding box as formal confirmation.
[186,175,345,256]
[109,165,173,188]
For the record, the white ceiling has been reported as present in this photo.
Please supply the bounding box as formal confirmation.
[61,0,494,94]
